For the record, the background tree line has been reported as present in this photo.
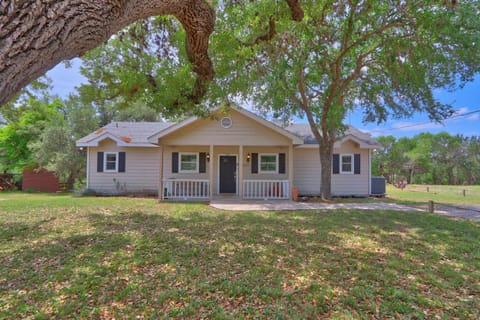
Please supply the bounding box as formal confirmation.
[373,132,480,185]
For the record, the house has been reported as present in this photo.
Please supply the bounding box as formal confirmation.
[76,107,380,200]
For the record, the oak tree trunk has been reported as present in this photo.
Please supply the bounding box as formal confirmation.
[319,143,334,200]
[0,0,215,106]
[302,110,335,200]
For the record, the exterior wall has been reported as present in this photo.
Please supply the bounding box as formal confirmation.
[242,146,289,180]
[293,140,370,196]
[162,145,290,196]
[331,140,370,196]
[293,148,321,196]
[163,145,210,181]
[160,109,291,146]
[22,168,59,192]
[88,139,160,195]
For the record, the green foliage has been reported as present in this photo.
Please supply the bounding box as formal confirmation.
[78,17,206,120]
[113,100,160,122]
[0,98,62,171]
[373,132,480,185]
[0,76,53,124]
[29,95,98,188]
[211,0,480,198]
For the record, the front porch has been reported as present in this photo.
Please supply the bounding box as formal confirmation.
[161,178,290,200]
[159,144,293,201]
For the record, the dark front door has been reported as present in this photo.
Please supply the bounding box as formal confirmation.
[219,155,236,193]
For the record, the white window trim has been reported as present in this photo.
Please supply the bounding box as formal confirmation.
[179,152,199,173]
[340,153,354,174]
[259,153,278,174]
[104,152,118,173]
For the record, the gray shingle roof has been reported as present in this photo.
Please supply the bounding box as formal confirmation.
[77,118,379,148]
[285,123,379,146]
[77,122,174,145]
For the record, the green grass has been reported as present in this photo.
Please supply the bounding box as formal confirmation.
[1,193,479,319]
[387,184,480,207]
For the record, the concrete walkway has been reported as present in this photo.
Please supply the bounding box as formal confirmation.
[210,199,422,212]
[431,204,480,222]
[210,199,480,222]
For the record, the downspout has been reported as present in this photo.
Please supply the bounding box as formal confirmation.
[86,147,90,189]
[159,145,164,200]
[368,149,371,196]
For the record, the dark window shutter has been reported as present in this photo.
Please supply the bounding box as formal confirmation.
[199,152,206,173]
[333,154,339,174]
[172,152,179,173]
[118,152,126,172]
[278,153,286,174]
[97,152,104,172]
[251,153,258,174]
[354,154,361,174]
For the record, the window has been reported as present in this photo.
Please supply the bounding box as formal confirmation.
[340,154,353,174]
[179,153,198,173]
[221,117,232,128]
[259,154,278,173]
[104,152,118,172]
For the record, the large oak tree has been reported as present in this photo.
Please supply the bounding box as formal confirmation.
[218,0,480,198]
[0,0,217,106]
[0,0,304,106]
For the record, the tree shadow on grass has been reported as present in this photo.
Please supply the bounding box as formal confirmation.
[1,207,479,319]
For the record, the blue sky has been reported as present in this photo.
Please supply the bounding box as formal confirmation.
[47,58,480,138]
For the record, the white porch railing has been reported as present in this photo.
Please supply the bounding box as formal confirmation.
[243,180,290,200]
[162,179,210,200]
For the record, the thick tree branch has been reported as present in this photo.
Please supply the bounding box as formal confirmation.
[241,16,276,46]
[0,0,306,106]
[0,0,215,106]
[285,0,304,21]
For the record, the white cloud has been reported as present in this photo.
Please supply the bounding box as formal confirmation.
[452,107,469,116]
[391,121,445,132]
[467,113,479,121]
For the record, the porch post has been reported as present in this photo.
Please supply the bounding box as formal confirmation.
[209,144,214,200]
[239,145,244,199]
[159,145,164,200]
[288,143,294,199]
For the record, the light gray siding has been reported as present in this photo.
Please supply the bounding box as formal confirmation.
[331,140,370,196]
[160,110,291,146]
[88,139,160,195]
[163,146,210,181]
[293,140,370,196]
[162,145,290,196]
[293,148,321,196]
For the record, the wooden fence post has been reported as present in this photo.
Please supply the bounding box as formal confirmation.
[462,189,466,197]
[428,200,434,213]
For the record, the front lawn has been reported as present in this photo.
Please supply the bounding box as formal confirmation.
[0,194,479,319]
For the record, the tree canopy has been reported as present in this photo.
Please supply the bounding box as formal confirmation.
[212,0,480,197]
[373,132,480,185]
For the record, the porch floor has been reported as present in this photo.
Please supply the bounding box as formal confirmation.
[209,199,422,212]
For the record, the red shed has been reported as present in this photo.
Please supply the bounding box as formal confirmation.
[22,168,59,192]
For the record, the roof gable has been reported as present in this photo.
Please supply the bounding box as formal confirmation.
[148,106,304,145]
[76,108,379,149]
[76,122,173,147]
[285,124,380,149]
